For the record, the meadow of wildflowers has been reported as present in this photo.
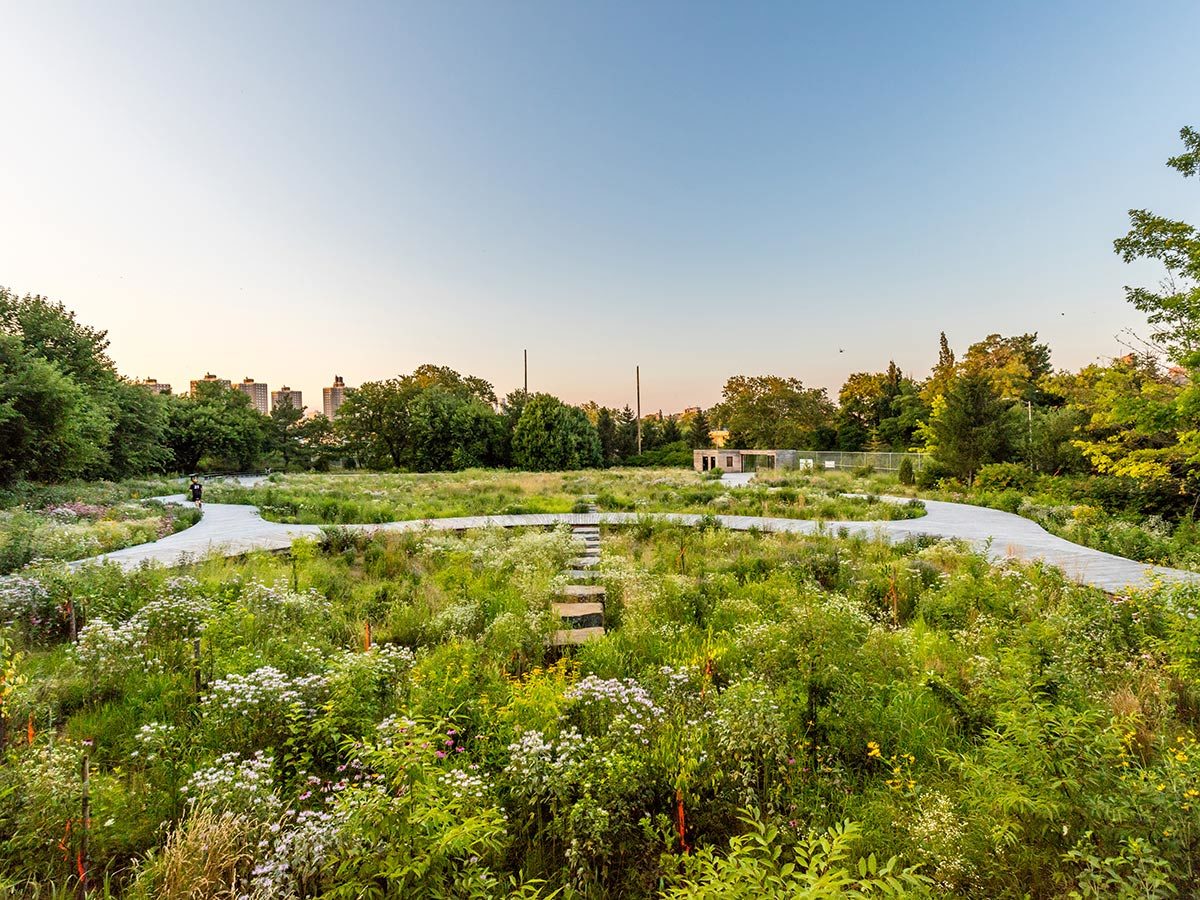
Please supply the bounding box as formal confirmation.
[2,509,1200,897]
[0,478,198,575]
[208,467,924,526]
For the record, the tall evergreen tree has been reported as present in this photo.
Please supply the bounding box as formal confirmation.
[616,405,638,459]
[931,373,1018,483]
[923,332,957,403]
[596,407,618,464]
[688,408,711,449]
[661,415,682,444]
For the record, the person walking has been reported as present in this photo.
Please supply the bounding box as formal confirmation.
[189,476,203,509]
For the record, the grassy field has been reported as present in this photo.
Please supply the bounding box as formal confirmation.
[3,518,1199,896]
[206,467,926,525]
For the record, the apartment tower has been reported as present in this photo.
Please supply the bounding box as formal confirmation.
[271,386,304,414]
[236,377,270,415]
[190,373,232,395]
[323,375,347,419]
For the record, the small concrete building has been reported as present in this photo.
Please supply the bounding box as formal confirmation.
[694,449,799,473]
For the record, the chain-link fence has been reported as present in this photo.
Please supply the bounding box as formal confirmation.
[787,451,927,472]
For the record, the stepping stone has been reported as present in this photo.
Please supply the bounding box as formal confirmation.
[551,626,605,646]
[566,569,600,580]
[552,601,604,620]
[571,556,600,568]
[560,584,605,599]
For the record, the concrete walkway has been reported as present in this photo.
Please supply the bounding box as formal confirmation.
[69,495,1200,594]
[719,472,757,488]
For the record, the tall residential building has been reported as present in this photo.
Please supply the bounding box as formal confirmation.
[137,378,172,395]
[323,375,347,419]
[271,386,304,414]
[236,377,270,415]
[190,373,232,395]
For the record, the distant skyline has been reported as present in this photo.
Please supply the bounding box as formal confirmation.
[2,1,1199,412]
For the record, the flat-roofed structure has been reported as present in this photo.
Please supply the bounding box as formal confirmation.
[190,373,232,395]
[236,377,270,415]
[323,375,347,419]
[271,386,304,414]
[138,378,172,395]
[694,449,799,473]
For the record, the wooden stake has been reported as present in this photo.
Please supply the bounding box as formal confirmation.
[192,637,202,696]
[79,743,91,897]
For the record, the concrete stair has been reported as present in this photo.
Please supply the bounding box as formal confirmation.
[551,514,607,647]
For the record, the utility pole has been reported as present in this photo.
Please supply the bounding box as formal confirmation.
[523,350,528,394]
[636,366,642,454]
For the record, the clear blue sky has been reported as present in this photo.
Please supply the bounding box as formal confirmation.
[1,1,1197,412]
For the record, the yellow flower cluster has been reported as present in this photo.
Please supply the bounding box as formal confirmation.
[867,741,916,791]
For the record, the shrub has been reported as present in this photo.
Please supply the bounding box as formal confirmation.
[975,462,1035,493]
[897,457,915,486]
[662,813,931,898]
[914,460,949,489]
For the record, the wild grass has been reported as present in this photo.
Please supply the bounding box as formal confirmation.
[0,501,200,575]
[208,468,925,525]
[4,517,1199,896]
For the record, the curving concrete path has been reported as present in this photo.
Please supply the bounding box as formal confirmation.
[65,494,1200,594]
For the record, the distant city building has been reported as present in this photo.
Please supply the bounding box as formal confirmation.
[190,373,232,395]
[236,377,270,415]
[137,378,172,395]
[323,375,348,419]
[272,386,304,414]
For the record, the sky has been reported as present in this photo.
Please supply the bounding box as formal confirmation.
[2,1,1198,414]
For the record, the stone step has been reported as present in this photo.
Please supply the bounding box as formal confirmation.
[551,626,605,646]
[570,556,600,568]
[553,601,604,618]
[560,584,606,599]
[565,569,600,580]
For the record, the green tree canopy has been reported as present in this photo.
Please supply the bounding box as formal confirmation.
[713,376,836,449]
[335,367,505,472]
[511,394,602,471]
[930,372,1019,484]
[961,333,1053,403]
[0,289,169,482]
[1114,126,1200,359]
[687,408,711,449]
[166,382,267,473]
